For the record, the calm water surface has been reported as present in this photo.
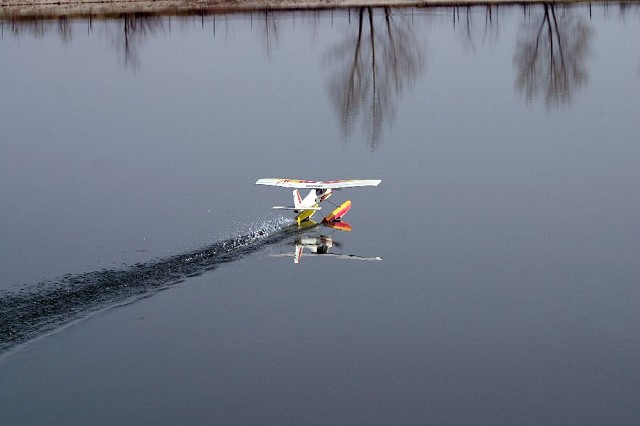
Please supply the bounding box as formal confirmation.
[1,4,639,424]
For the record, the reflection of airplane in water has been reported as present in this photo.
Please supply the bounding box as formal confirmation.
[273,220,382,264]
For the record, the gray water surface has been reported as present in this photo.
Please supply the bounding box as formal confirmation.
[1,5,639,424]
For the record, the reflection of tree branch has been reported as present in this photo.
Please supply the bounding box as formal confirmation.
[6,18,56,39]
[261,11,279,58]
[6,14,165,68]
[514,4,592,108]
[341,8,365,136]
[454,5,502,52]
[57,17,72,43]
[325,7,422,149]
[110,14,165,69]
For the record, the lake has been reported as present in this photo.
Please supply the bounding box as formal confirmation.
[1,4,639,424]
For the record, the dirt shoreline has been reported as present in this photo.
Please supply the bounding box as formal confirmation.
[0,0,626,19]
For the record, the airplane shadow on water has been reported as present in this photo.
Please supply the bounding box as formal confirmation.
[0,218,378,356]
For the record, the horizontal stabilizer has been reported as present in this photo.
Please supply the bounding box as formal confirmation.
[272,206,321,211]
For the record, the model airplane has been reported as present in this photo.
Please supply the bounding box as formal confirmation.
[256,178,381,225]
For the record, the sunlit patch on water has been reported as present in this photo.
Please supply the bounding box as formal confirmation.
[0,216,303,356]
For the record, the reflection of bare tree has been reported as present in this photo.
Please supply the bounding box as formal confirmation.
[259,11,280,58]
[57,17,72,43]
[4,16,73,43]
[453,5,502,52]
[614,3,640,76]
[325,7,422,149]
[4,14,164,68]
[108,14,165,68]
[513,4,592,108]
[5,18,49,38]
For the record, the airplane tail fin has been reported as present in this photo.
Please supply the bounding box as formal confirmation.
[293,189,303,209]
[294,244,303,264]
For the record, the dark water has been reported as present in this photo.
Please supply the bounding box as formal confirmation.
[1,5,639,424]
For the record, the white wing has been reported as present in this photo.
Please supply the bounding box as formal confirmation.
[256,178,381,189]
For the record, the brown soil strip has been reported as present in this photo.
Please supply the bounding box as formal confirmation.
[1,0,619,20]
